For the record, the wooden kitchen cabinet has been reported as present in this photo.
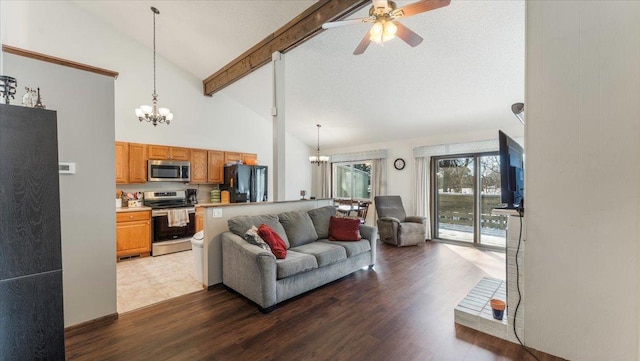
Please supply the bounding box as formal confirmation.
[190,149,208,184]
[147,145,169,159]
[223,151,243,164]
[115,142,129,184]
[208,150,224,184]
[195,207,204,233]
[170,147,191,160]
[128,143,147,183]
[116,210,151,260]
[242,153,257,164]
[148,145,191,160]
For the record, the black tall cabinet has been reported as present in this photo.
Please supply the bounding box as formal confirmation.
[0,104,65,359]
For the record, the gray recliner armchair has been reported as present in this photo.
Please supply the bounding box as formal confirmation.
[374,195,426,247]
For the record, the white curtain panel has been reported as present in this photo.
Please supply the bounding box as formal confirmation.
[370,158,387,225]
[320,162,331,198]
[414,156,431,239]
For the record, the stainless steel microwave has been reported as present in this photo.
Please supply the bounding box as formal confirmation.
[148,160,191,182]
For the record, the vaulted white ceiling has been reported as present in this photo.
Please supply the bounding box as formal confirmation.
[72,0,524,150]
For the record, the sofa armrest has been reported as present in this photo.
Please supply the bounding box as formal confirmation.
[359,224,378,267]
[405,216,426,224]
[221,232,277,309]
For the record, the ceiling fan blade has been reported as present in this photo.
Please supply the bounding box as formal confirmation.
[391,0,451,18]
[394,22,423,47]
[322,17,375,30]
[353,32,372,55]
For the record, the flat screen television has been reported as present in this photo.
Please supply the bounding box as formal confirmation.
[499,130,524,210]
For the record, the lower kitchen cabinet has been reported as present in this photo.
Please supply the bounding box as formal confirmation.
[116,210,151,260]
[195,207,204,233]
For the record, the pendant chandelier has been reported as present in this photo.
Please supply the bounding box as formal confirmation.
[309,124,329,166]
[135,6,173,126]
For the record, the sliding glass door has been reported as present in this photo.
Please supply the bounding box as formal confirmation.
[434,157,475,243]
[433,153,506,249]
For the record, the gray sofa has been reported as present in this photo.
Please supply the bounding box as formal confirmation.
[222,205,377,311]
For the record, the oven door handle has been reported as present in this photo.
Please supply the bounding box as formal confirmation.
[151,207,196,217]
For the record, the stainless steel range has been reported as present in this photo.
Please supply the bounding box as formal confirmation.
[144,190,196,256]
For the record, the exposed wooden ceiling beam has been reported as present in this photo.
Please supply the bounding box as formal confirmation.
[202,0,370,96]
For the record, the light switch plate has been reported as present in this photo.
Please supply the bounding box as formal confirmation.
[212,208,222,218]
[59,162,76,174]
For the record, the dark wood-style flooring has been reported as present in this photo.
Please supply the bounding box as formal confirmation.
[65,242,564,361]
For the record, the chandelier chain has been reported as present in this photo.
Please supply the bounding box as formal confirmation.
[153,9,157,96]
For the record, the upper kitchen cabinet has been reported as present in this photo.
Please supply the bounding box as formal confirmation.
[115,142,129,184]
[242,153,258,164]
[223,151,242,164]
[190,149,208,184]
[148,145,191,161]
[128,143,147,183]
[208,150,224,184]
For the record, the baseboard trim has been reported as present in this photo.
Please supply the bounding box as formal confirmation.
[207,283,225,291]
[64,313,119,337]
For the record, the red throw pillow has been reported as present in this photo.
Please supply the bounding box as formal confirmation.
[257,224,287,259]
[329,216,361,242]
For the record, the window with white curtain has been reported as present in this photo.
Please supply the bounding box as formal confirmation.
[332,161,372,199]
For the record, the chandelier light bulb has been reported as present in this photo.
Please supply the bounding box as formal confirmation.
[158,107,170,116]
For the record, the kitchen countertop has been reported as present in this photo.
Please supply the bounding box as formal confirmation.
[195,198,332,208]
[116,206,152,213]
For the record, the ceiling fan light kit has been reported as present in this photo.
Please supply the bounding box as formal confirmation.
[322,0,451,55]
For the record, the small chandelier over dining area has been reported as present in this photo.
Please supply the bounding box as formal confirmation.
[309,124,329,166]
[135,6,173,126]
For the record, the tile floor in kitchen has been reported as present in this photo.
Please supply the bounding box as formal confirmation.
[116,250,204,314]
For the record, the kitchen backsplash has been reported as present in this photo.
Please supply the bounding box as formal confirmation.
[118,183,217,204]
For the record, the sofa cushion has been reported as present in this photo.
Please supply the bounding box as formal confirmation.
[319,239,371,258]
[290,242,347,268]
[275,251,318,279]
[228,214,290,248]
[244,226,271,252]
[258,224,287,259]
[329,216,362,241]
[278,210,318,247]
[307,206,336,239]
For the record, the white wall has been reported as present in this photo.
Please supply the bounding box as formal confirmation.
[1,0,313,203]
[526,2,639,360]
[285,132,313,201]
[4,53,117,327]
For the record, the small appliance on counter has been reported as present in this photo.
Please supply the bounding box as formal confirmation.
[186,188,197,205]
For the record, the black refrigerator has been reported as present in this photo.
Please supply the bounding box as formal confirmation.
[0,104,65,359]
[223,164,268,203]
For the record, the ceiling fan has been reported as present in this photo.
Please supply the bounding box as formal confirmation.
[322,0,451,55]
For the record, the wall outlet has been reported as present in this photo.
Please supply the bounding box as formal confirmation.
[212,208,223,218]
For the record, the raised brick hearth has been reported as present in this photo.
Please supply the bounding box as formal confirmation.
[454,210,524,343]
